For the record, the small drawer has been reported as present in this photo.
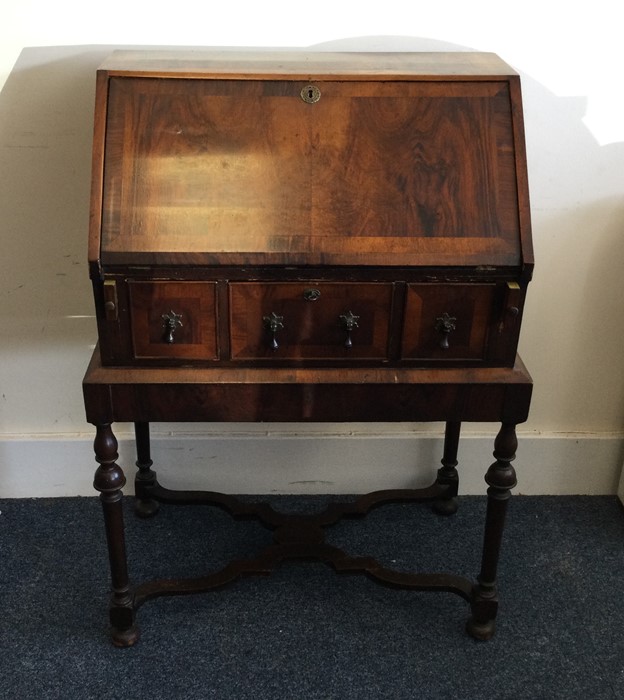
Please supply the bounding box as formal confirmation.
[401,283,496,361]
[229,282,393,360]
[129,281,218,360]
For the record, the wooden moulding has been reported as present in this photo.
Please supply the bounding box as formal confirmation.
[83,347,532,425]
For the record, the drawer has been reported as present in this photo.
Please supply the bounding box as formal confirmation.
[229,283,393,360]
[128,281,218,360]
[401,284,496,361]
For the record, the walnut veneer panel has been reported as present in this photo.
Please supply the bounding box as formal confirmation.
[100,78,520,267]
[129,282,218,360]
[401,283,496,361]
[229,282,393,360]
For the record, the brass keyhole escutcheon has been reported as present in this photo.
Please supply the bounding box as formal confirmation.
[303,288,321,301]
[301,85,321,104]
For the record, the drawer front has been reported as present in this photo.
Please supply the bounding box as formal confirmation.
[401,284,496,361]
[229,283,393,360]
[129,281,218,360]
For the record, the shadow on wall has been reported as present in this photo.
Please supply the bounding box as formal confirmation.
[0,46,114,433]
[0,39,623,437]
[514,78,624,432]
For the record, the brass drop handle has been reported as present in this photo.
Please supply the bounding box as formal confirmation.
[263,312,284,351]
[339,311,360,349]
[162,310,183,344]
[435,313,456,350]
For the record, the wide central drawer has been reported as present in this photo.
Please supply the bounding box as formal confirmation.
[229,283,394,360]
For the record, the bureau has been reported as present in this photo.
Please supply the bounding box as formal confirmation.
[84,50,533,645]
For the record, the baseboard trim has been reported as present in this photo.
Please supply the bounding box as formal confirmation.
[1,429,623,499]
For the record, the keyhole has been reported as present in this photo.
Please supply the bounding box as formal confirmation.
[301,85,321,103]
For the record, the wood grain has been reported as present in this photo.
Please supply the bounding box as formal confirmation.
[97,74,522,267]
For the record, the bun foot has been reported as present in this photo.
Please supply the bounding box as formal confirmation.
[111,624,140,647]
[135,498,160,518]
[465,616,496,641]
[433,497,458,516]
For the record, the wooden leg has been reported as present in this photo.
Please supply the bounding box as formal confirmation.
[466,422,518,641]
[433,421,461,515]
[133,422,160,518]
[93,423,139,647]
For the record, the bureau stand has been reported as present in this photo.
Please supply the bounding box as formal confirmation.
[84,350,532,646]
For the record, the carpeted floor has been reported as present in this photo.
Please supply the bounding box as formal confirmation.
[1,495,623,699]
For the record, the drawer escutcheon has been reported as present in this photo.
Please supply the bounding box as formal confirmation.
[303,288,321,301]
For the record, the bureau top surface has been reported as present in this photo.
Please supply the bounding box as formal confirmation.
[90,51,532,272]
[97,50,518,79]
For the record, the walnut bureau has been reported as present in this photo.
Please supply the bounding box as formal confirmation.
[83,50,533,646]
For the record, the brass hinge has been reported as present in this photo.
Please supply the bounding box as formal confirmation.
[498,282,522,334]
[103,280,118,321]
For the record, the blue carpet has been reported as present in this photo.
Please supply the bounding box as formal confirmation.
[1,495,623,699]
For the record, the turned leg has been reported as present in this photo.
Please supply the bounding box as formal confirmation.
[133,422,160,518]
[466,422,518,641]
[93,423,139,647]
[433,421,461,515]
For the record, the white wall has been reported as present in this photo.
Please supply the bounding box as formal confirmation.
[1,1,624,497]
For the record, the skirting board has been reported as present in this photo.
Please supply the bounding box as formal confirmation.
[0,429,623,499]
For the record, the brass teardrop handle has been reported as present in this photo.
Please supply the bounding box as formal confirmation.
[339,311,360,349]
[435,313,456,350]
[263,312,284,351]
[162,310,183,344]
